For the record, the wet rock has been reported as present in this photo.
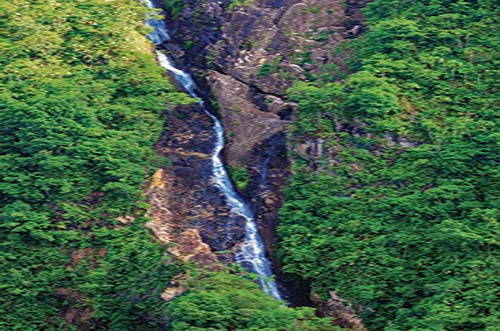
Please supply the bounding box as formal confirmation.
[148,102,248,264]
[245,133,290,266]
[197,210,247,256]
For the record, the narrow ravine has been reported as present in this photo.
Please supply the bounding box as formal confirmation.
[144,0,282,300]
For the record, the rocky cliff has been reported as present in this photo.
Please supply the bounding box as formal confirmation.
[149,0,368,327]
[157,0,366,247]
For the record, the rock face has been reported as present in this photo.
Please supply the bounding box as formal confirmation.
[147,103,247,265]
[313,291,367,330]
[212,0,348,90]
[207,70,289,165]
[160,0,369,241]
[145,168,176,245]
[151,0,370,322]
[146,169,218,266]
[198,0,355,249]
[145,105,223,265]
[170,228,218,265]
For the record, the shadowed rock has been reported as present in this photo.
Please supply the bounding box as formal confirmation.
[207,70,289,166]
[313,291,368,330]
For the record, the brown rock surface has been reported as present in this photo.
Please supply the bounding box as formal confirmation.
[209,0,353,94]
[147,103,246,263]
[313,291,367,330]
[169,228,219,266]
[207,70,289,165]
[145,168,176,244]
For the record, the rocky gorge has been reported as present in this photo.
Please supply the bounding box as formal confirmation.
[3,0,496,329]
[144,0,369,325]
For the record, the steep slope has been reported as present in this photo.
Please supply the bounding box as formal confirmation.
[159,0,365,292]
[3,0,497,330]
[278,0,500,330]
[0,1,188,329]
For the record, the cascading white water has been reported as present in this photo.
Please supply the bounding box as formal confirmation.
[145,2,282,300]
[144,0,170,45]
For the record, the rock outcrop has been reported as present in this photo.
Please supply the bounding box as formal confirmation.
[145,168,176,245]
[313,291,368,330]
[146,169,217,267]
[147,103,246,264]
[150,0,370,323]
[207,70,289,165]
[211,0,350,90]
[146,169,218,266]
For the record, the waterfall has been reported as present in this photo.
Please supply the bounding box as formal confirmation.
[143,0,170,45]
[144,1,282,300]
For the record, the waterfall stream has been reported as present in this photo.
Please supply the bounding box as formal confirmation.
[145,1,282,300]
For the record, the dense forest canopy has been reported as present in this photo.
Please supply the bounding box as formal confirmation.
[278,0,499,330]
[0,0,189,329]
[167,269,348,331]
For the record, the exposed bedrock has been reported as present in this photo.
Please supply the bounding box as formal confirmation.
[151,0,369,323]
[148,103,243,265]
[206,70,290,165]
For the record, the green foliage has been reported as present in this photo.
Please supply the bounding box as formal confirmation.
[228,163,250,191]
[81,221,183,330]
[280,0,500,330]
[169,270,344,331]
[0,0,189,329]
[164,0,187,20]
[228,0,254,12]
[257,56,283,77]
